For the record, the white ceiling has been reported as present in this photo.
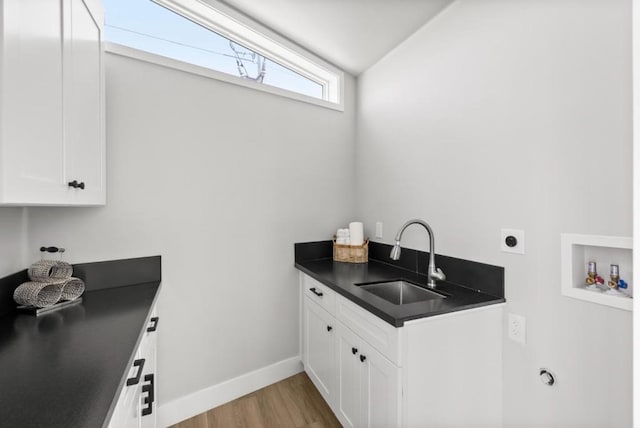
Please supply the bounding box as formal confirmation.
[216,0,454,75]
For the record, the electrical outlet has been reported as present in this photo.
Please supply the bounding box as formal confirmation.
[508,313,526,345]
[375,222,383,239]
[501,228,525,254]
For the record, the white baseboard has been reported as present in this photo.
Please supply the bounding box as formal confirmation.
[158,356,303,427]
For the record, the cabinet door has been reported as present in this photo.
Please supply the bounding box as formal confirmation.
[1,0,66,204]
[63,0,105,204]
[122,387,142,428]
[108,350,142,428]
[336,324,362,428]
[303,297,336,406]
[360,344,400,428]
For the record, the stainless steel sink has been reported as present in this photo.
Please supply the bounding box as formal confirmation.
[355,280,446,305]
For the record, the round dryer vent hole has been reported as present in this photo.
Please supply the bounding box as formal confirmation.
[539,368,556,386]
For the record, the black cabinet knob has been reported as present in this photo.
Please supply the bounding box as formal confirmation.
[326,325,333,332]
[40,246,64,253]
[77,181,85,190]
[360,354,367,363]
[352,347,358,355]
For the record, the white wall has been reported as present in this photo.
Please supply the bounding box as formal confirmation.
[0,208,27,277]
[356,0,632,427]
[26,53,356,405]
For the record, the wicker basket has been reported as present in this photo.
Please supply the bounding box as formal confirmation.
[333,239,369,263]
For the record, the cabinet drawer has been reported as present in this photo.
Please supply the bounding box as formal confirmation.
[336,295,402,366]
[302,274,336,316]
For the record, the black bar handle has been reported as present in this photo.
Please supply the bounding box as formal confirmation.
[309,287,323,297]
[360,354,367,363]
[143,374,155,403]
[142,374,155,416]
[147,317,159,332]
[326,325,333,332]
[40,246,65,253]
[352,347,358,355]
[143,384,152,404]
[126,358,146,386]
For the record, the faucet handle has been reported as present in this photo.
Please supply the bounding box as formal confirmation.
[431,267,446,282]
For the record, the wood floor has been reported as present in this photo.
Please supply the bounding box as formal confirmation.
[170,372,342,428]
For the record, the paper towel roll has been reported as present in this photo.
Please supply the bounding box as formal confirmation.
[349,222,364,246]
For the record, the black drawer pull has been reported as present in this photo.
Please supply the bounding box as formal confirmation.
[309,287,323,297]
[326,325,333,332]
[352,347,358,355]
[360,354,367,363]
[67,180,85,190]
[142,374,155,416]
[147,317,159,332]
[126,358,145,386]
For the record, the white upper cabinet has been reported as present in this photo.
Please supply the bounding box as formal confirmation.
[0,0,105,206]
[63,0,105,204]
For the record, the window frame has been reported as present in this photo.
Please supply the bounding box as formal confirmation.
[104,0,345,110]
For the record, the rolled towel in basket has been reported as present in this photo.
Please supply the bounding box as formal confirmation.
[13,281,64,308]
[28,260,73,282]
[60,277,85,301]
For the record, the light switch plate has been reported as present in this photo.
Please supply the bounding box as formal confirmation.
[501,228,525,254]
[375,222,383,239]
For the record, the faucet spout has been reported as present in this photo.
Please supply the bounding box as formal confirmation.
[390,219,446,288]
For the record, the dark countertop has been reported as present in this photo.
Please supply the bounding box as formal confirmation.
[295,242,505,327]
[0,256,161,428]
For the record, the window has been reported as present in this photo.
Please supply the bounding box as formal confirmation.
[103,0,342,107]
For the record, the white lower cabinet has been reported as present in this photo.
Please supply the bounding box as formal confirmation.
[358,335,400,428]
[303,295,336,405]
[336,320,400,428]
[336,325,361,427]
[301,277,400,428]
[109,306,159,428]
[110,349,144,428]
[299,273,503,428]
[140,310,158,428]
